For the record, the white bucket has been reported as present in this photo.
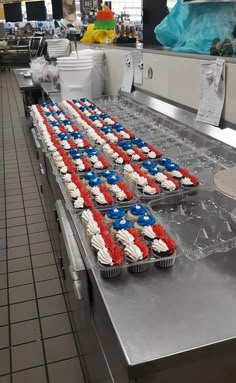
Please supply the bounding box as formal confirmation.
[59,65,93,100]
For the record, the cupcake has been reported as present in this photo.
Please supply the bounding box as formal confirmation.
[142,224,166,242]
[127,204,148,222]
[140,161,156,174]
[87,177,103,191]
[111,218,132,237]
[157,157,172,170]
[161,177,179,192]
[116,229,135,246]
[151,236,176,268]
[101,170,116,181]
[83,171,97,184]
[134,214,156,233]
[97,246,124,279]
[123,164,134,179]
[86,220,100,238]
[165,162,183,180]
[180,174,199,188]
[105,207,126,225]
[124,240,149,273]
[106,174,122,187]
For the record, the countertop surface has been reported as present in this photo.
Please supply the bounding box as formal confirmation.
[94,246,236,369]
[14,68,40,90]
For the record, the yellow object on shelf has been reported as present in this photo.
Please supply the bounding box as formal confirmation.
[80,23,115,45]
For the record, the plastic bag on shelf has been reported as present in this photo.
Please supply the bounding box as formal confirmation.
[154,1,236,54]
[47,65,59,89]
[30,57,48,84]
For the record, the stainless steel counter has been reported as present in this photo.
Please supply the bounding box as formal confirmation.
[33,92,236,383]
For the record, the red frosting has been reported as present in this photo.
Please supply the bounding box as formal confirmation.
[161,236,177,255]
[109,245,124,265]
[116,182,134,200]
[147,145,163,158]
[127,228,141,242]
[151,224,166,238]
[97,156,109,169]
[132,147,146,161]
[134,240,149,259]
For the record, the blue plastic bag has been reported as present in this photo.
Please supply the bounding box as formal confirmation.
[154,1,236,54]
[154,0,191,47]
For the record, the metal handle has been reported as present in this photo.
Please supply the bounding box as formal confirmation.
[69,265,79,281]
[40,163,45,175]
[73,280,83,301]
[55,200,85,274]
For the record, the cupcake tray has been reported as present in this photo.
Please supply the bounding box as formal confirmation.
[121,162,200,203]
[73,204,179,280]
[57,170,139,213]
[148,188,236,261]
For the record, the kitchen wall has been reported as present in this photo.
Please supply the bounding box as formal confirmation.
[103,48,236,125]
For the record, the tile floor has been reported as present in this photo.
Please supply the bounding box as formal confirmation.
[0,71,84,382]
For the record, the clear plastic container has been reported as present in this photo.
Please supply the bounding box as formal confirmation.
[73,204,179,279]
[149,188,236,261]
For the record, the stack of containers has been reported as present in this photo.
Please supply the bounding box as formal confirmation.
[57,52,93,100]
[46,39,70,58]
[70,49,105,99]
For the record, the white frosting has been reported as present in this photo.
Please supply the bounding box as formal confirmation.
[116,157,124,165]
[181,177,193,186]
[61,142,71,150]
[63,173,72,183]
[148,151,157,159]
[130,173,140,183]
[82,210,94,225]
[90,156,98,164]
[94,161,104,169]
[116,230,134,246]
[60,166,68,174]
[70,189,80,199]
[161,180,176,191]
[120,132,130,139]
[137,177,148,186]
[141,146,150,153]
[91,187,101,196]
[142,226,156,239]
[74,198,84,209]
[48,145,56,152]
[91,234,105,250]
[126,149,135,156]
[152,239,169,253]
[170,170,183,179]
[97,248,114,266]
[74,159,83,165]
[143,186,157,195]
[124,244,143,262]
[124,164,133,174]
[75,139,85,148]
[86,221,100,236]
[112,152,119,159]
[110,185,121,194]
[106,133,118,142]
[66,182,77,191]
[95,194,108,205]
[116,191,127,201]
[154,173,167,183]
[132,154,141,161]
[77,164,86,172]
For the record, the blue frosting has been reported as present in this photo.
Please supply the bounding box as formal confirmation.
[118,141,133,150]
[89,115,99,121]
[45,112,52,117]
[89,105,97,111]
[148,167,163,176]
[71,132,83,139]
[113,124,124,132]
[78,106,87,112]
[132,138,146,148]
[137,214,156,227]
[113,218,132,231]
[142,161,156,170]
[51,121,60,127]
[106,208,126,220]
[101,170,116,178]
[88,177,103,187]
[158,158,172,167]
[84,171,97,180]
[129,204,147,216]
[56,111,64,115]
[165,162,180,172]
[63,120,72,125]
[72,99,79,103]
[69,149,80,156]
[58,133,70,141]
[85,147,99,157]
[71,153,82,160]
[42,102,48,107]
[100,113,110,120]
[80,98,89,102]
[101,126,113,134]
[107,174,122,185]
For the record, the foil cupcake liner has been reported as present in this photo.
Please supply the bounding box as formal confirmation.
[99,264,121,279]
[128,262,148,274]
